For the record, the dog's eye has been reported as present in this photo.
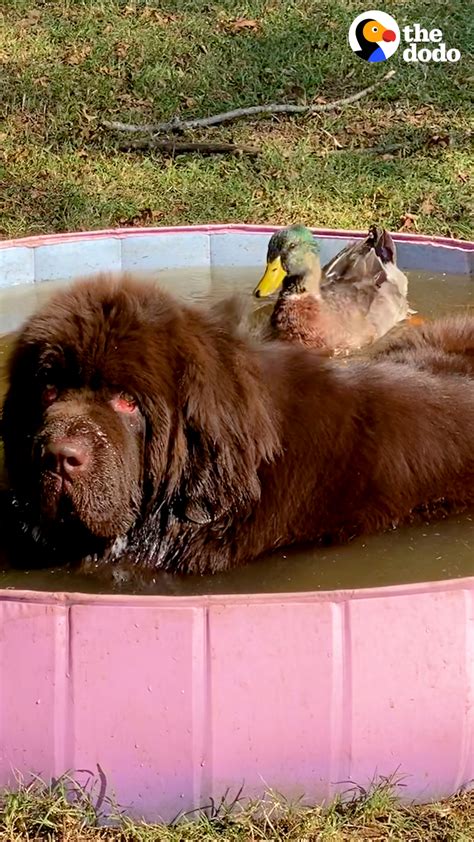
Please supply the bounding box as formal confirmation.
[112,392,138,413]
[42,385,58,406]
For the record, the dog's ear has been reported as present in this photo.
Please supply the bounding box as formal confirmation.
[140,306,281,524]
[174,326,281,524]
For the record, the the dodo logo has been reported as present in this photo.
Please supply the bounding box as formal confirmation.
[349,10,400,62]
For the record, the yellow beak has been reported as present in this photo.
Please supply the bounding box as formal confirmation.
[253,256,287,298]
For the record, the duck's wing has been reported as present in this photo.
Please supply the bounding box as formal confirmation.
[371,227,408,298]
[322,254,410,340]
[320,226,388,290]
[321,237,374,287]
[321,247,389,314]
[321,227,408,303]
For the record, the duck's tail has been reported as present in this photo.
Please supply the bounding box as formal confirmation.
[367,225,397,266]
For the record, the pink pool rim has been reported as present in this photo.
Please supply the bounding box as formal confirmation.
[0,225,473,821]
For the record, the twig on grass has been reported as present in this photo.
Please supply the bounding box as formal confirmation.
[104,70,396,135]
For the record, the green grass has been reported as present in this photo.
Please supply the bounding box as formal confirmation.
[0,0,472,240]
[0,774,473,841]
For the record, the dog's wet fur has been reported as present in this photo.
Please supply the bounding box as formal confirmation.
[2,273,474,575]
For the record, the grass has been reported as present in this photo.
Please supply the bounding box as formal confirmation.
[0,0,472,240]
[0,774,473,841]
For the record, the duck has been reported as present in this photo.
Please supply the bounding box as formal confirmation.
[354,18,396,63]
[252,224,410,354]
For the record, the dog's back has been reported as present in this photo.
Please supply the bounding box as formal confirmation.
[250,341,474,552]
[373,314,474,375]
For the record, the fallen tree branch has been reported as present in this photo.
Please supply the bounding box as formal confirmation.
[119,139,259,155]
[104,69,396,135]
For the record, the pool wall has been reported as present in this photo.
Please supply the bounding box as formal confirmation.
[1,224,473,334]
[1,580,473,821]
[0,226,473,820]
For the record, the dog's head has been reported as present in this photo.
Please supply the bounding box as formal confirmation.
[1,274,280,557]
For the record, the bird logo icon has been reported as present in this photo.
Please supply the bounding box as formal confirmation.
[349,11,400,62]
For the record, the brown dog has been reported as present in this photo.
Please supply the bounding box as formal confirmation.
[372,315,474,376]
[2,273,474,574]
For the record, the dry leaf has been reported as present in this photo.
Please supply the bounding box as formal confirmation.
[21,9,41,26]
[140,8,178,24]
[121,96,152,108]
[406,113,425,126]
[420,195,435,215]
[220,18,260,33]
[231,18,259,30]
[98,65,116,76]
[64,45,92,65]
[457,172,469,184]
[399,212,418,232]
[115,41,130,59]
[426,133,450,148]
[119,208,164,227]
[116,93,151,107]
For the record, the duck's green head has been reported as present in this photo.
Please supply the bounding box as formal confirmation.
[253,225,320,298]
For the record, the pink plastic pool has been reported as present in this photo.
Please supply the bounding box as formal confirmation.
[0,225,473,821]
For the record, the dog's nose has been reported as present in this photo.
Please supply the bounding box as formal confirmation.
[44,438,90,478]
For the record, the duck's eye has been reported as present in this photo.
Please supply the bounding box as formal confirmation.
[42,385,58,407]
[112,392,138,413]
[372,26,379,32]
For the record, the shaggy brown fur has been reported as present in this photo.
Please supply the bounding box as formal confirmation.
[372,315,474,376]
[2,274,474,574]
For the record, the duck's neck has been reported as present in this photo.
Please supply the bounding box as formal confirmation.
[282,253,322,298]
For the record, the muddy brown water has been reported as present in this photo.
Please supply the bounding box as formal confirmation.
[0,267,473,594]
